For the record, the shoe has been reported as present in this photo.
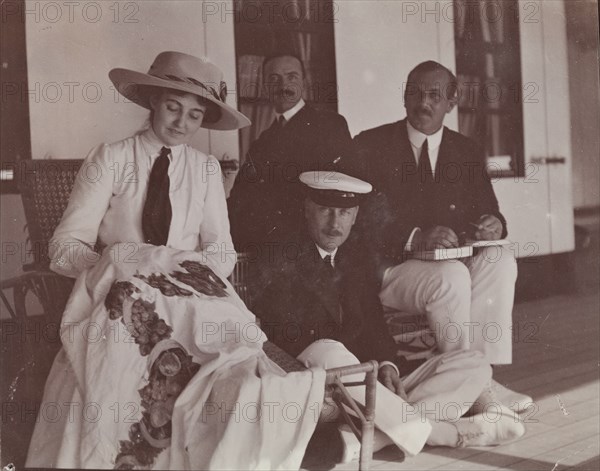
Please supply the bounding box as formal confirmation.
[491,379,533,413]
[455,411,525,447]
[338,424,361,463]
[471,380,525,417]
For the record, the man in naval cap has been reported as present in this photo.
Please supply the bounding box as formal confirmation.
[252,171,524,461]
[253,170,399,368]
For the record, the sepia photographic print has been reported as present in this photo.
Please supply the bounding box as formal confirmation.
[1,1,599,469]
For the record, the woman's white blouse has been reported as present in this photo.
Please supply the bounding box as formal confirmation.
[49,128,236,278]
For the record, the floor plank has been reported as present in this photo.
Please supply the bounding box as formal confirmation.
[4,227,599,471]
[312,293,599,470]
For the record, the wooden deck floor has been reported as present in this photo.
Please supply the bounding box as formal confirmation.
[2,294,598,471]
[2,225,598,469]
[319,291,600,471]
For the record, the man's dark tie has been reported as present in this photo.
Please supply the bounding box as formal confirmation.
[142,146,172,245]
[272,115,286,132]
[323,254,343,323]
[418,138,434,184]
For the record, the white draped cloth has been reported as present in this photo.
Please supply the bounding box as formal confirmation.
[26,245,325,470]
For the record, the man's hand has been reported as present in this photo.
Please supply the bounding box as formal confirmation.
[379,365,408,400]
[473,214,503,241]
[414,226,459,250]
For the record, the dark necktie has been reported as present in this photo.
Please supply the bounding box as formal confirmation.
[418,138,434,185]
[272,115,286,131]
[323,254,343,323]
[142,146,172,245]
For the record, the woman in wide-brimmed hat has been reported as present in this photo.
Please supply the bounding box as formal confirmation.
[48,51,251,279]
[27,52,325,470]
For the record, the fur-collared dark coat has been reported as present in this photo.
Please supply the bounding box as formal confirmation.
[251,232,398,363]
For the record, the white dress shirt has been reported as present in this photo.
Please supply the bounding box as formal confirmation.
[277,98,306,124]
[49,128,236,278]
[406,120,444,177]
[315,244,338,266]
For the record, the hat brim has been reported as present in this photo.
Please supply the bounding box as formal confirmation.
[306,189,365,208]
[109,68,251,131]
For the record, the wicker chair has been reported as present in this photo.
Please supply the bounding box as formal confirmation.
[0,159,379,470]
[1,159,79,320]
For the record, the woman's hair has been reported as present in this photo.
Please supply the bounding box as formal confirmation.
[141,86,222,127]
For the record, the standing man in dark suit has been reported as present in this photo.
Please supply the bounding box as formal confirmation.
[227,53,354,251]
[353,61,530,409]
[252,171,524,460]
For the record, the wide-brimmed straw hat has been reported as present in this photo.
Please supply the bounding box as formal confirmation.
[109,51,251,131]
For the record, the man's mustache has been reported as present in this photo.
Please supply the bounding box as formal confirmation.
[324,230,343,237]
[416,107,433,116]
[277,88,299,99]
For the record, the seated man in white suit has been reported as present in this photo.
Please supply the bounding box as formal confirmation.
[353,61,531,411]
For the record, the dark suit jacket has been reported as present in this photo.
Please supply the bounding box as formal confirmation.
[251,233,398,363]
[228,105,353,250]
[353,119,507,265]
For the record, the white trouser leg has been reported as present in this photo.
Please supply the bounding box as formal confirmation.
[380,260,472,353]
[298,340,431,456]
[402,350,492,422]
[464,247,517,364]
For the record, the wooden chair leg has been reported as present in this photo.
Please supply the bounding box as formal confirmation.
[358,365,378,470]
[0,289,17,318]
[325,360,379,471]
[0,274,32,319]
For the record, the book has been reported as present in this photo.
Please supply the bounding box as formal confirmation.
[465,238,512,248]
[411,245,473,261]
[411,239,511,261]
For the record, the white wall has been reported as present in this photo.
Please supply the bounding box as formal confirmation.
[334,0,576,256]
[1,1,241,318]
[334,0,457,137]
[25,0,239,162]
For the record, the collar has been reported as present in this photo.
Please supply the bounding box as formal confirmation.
[406,120,444,150]
[315,243,338,263]
[140,127,185,161]
[277,98,306,123]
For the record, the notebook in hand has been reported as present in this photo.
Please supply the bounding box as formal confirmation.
[411,239,511,261]
[465,238,511,248]
[411,245,474,261]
